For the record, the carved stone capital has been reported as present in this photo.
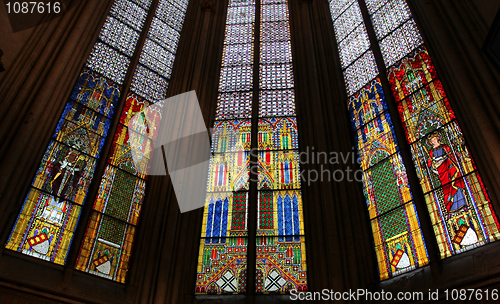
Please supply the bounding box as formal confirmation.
[201,0,215,12]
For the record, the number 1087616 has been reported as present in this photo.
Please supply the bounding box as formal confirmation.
[6,2,61,14]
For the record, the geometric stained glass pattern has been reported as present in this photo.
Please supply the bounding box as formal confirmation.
[148,17,181,54]
[364,0,389,14]
[333,1,364,42]
[260,41,292,64]
[363,153,412,219]
[215,92,253,120]
[109,0,148,31]
[256,236,307,293]
[259,89,295,117]
[258,151,301,191]
[259,64,294,90]
[211,120,252,153]
[225,24,254,45]
[196,0,254,292]
[258,117,298,150]
[139,39,175,78]
[256,0,306,293]
[195,237,248,294]
[338,24,371,69]
[261,4,288,22]
[223,44,254,66]
[99,16,140,57]
[130,64,169,102]
[219,66,253,92]
[86,42,131,85]
[261,21,290,42]
[99,17,139,57]
[92,165,146,225]
[227,6,255,24]
[329,0,355,21]
[379,19,423,68]
[197,0,306,294]
[156,0,186,31]
[371,0,411,40]
[343,51,379,95]
[332,0,377,94]
[347,78,388,130]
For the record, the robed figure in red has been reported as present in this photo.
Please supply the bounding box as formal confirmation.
[427,133,468,214]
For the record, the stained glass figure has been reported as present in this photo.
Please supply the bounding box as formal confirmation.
[367,0,500,259]
[329,0,428,279]
[6,138,97,263]
[7,0,154,270]
[75,0,188,282]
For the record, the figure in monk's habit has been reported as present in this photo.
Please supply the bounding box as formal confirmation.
[427,132,468,215]
[41,150,86,224]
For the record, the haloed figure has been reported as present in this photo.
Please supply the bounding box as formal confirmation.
[427,133,468,215]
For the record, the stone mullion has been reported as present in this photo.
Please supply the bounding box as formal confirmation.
[247,0,261,300]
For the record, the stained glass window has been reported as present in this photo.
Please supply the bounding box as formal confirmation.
[5,0,148,264]
[329,0,428,280]
[329,0,500,279]
[6,0,188,283]
[369,0,500,261]
[74,0,188,283]
[196,0,307,294]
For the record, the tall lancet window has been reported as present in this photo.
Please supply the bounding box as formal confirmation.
[328,0,500,280]
[6,0,189,283]
[195,0,307,294]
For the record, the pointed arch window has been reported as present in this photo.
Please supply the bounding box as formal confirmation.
[195,0,307,294]
[328,0,500,280]
[5,0,189,283]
